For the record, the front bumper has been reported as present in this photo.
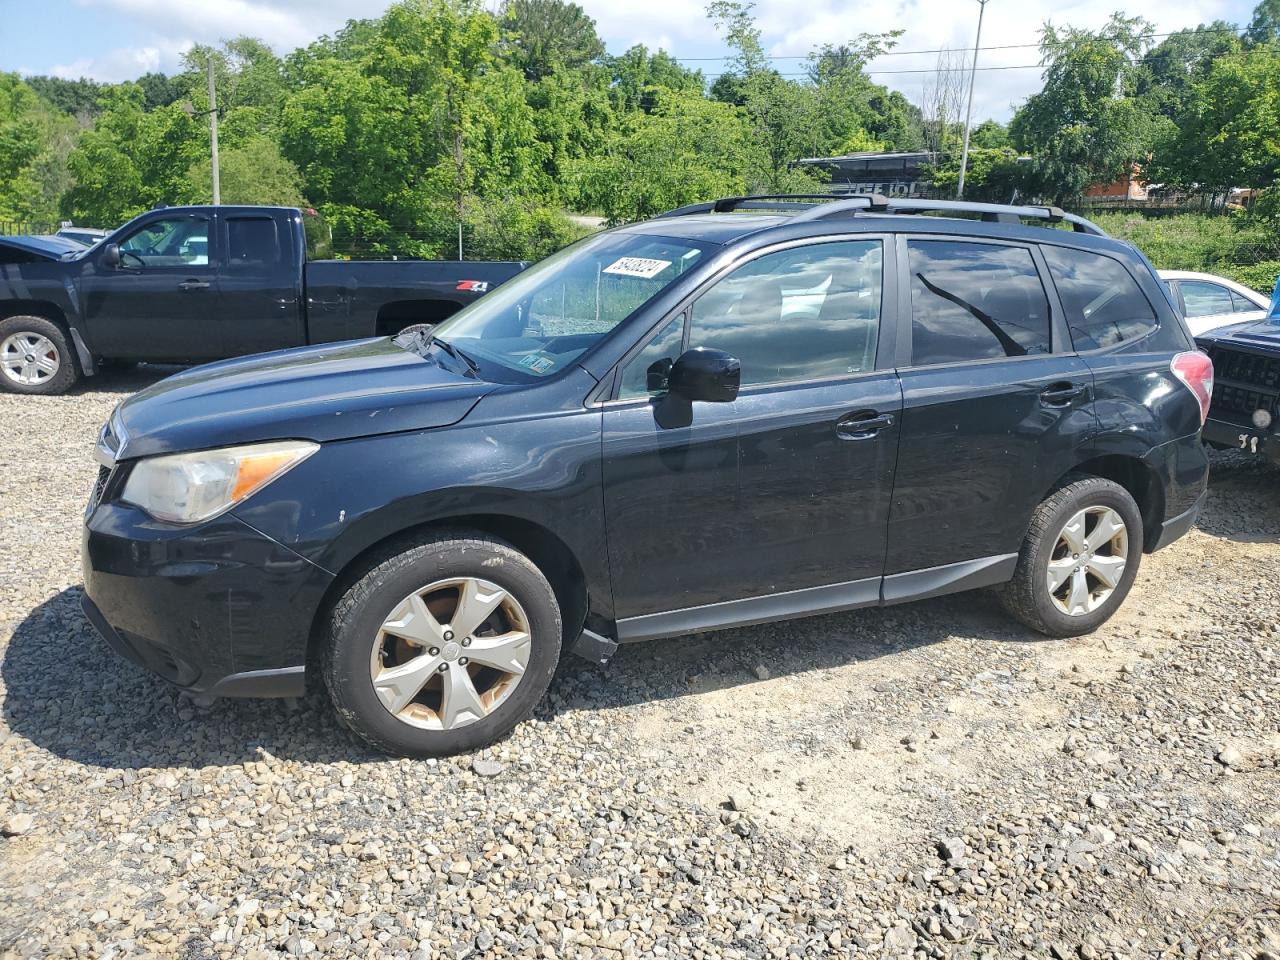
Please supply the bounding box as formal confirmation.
[82,499,333,697]
[1203,416,1280,464]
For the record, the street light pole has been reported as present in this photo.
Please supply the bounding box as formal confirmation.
[956,0,989,200]
[207,58,220,205]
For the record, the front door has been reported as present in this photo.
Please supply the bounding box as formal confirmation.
[887,236,1096,577]
[602,238,901,624]
[82,213,219,361]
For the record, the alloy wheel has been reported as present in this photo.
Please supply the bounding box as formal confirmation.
[1046,506,1129,617]
[1,332,60,386]
[369,577,532,730]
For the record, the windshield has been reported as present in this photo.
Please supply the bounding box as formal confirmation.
[429,231,712,381]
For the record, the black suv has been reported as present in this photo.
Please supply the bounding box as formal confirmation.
[82,195,1213,757]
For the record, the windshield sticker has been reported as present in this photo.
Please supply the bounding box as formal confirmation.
[518,352,556,375]
[603,257,671,279]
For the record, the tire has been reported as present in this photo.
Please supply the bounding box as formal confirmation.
[998,475,1143,638]
[322,531,562,757]
[0,315,78,395]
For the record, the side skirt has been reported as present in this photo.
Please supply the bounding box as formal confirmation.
[614,553,1018,644]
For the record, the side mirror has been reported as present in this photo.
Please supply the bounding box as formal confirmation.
[668,347,740,403]
[99,242,121,269]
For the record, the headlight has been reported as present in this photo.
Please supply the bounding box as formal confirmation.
[121,440,319,524]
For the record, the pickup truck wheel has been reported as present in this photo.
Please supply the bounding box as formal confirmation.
[322,532,562,757]
[998,476,1142,638]
[0,316,78,395]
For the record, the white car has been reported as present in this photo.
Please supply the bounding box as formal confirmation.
[1158,270,1272,336]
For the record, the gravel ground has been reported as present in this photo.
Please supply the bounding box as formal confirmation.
[2,367,1280,959]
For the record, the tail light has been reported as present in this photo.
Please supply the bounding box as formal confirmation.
[1171,350,1214,425]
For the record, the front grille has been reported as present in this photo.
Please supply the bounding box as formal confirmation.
[86,465,110,517]
[1207,346,1280,425]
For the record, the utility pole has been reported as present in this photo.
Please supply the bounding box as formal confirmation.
[956,0,989,200]
[208,58,220,205]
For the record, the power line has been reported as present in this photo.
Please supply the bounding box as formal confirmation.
[699,48,1249,79]
[671,24,1247,64]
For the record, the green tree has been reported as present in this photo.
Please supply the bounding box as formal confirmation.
[571,89,754,222]
[186,136,306,206]
[1150,44,1280,199]
[1137,23,1242,122]
[0,73,77,223]
[137,72,184,111]
[24,75,105,117]
[606,45,704,113]
[500,0,605,80]
[1010,15,1169,203]
[61,85,203,225]
[1246,0,1280,45]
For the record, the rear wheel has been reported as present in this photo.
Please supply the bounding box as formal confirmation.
[322,532,562,757]
[999,476,1143,637]
[0,316,78,395]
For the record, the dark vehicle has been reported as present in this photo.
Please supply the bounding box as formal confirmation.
[1196,279,1280,461]
[56,226,111,247]
[82,194,1212,757]
[0,205,524,395]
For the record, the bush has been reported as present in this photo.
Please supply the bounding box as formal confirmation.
[1084,212,1278,291]
[1221,261,1280,296]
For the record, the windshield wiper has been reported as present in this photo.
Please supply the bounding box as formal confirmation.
[431,337,481,377]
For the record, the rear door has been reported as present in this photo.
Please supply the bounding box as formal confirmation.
[886,236,1095,581]
[214,211,305,356]
[81,212,219,361]
[602,237,902,624]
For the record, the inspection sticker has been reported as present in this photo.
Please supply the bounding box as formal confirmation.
[603,257,671,279]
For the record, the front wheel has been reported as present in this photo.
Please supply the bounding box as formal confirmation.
[999,476,1143,637]
[0,316,78,395]
[322,531,562,757]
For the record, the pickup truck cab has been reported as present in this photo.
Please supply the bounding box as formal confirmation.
[0,205,525,394]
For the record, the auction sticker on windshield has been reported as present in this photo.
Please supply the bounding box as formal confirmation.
[603,257,672,279]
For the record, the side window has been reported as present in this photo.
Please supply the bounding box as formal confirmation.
[1043,245,1157,350]
[686,240,883,388]
[1178,280,1234,318]
[226,217,280,267]
[618,314,685,399]
[1232,291,1261,313]
[907,240,1051,365]
[119,217,209,267]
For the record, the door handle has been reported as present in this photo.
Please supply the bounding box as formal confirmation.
[836,411,894,440]
[178,278,210,291]
[1039,382,1085,407]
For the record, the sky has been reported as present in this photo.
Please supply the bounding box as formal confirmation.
[0,0,1262,122]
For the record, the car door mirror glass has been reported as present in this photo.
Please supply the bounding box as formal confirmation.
[668,347,740,403]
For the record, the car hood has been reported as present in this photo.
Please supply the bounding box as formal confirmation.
[113,338,494,460]
[1196,317,1280,351]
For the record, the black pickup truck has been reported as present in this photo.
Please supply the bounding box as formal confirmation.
[0,205,526,394]
[1197,279,1280,463]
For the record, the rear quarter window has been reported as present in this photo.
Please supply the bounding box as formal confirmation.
[1042,245,1159,350]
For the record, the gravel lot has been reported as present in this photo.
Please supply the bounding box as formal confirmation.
[2,368,1280,959]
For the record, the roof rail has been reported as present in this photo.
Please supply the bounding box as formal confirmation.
[655,193,1107,236]
[654,193,889,218]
